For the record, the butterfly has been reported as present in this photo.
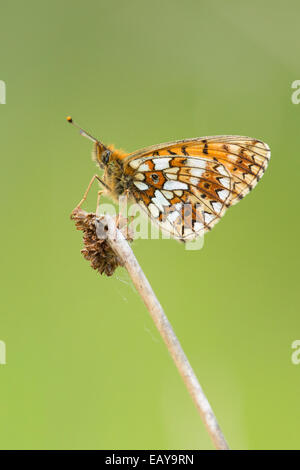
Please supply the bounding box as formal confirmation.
[67,117,270,241]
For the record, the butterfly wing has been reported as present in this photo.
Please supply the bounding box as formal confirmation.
[124,136,270,241]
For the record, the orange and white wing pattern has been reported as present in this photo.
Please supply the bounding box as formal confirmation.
[124,136,270,241]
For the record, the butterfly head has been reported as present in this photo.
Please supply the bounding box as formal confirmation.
[92,142,112,169]
[67,116,111,168]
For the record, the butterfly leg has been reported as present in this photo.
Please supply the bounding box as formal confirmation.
[75,174,105,209]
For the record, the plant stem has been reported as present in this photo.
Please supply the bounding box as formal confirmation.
[95,214,229,450]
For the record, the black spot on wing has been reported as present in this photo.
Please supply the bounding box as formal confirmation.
[181,146,189,156]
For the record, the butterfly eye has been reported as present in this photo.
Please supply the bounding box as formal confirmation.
[102,150,111,165]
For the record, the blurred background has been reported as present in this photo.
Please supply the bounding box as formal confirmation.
[1,0,299,450]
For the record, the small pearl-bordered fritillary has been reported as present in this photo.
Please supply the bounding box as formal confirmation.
[68,117,270,242]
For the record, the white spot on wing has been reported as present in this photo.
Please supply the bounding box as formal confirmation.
[190,177,199,187]
[204,212,215,224]
[166,173,177,180]
[217,189,229,201]
[190,168,205,177]
[186,158,206,169]
[164,181,188,190]
[168,210,180,223]
[148,203,159,218]
[134,181,149,190]
[134,172,145,181]
[211,201,222,213]
[153,158,171,170]
[162,190,173,199]
[152,189,170,212]
[219,177,231,189]
[129,158,144,169]
[216,165,228,176]
[165,167,179,174]
[139,163,150,172]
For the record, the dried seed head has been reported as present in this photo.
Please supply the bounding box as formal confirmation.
[71,208,133,277]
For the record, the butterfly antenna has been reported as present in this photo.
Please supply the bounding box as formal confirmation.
[66,116,99,144]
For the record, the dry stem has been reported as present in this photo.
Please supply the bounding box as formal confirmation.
[93,213,229,450]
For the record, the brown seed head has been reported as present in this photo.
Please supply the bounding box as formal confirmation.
[71,207,133,276]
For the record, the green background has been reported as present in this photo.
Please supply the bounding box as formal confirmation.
[1,0,299,450]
